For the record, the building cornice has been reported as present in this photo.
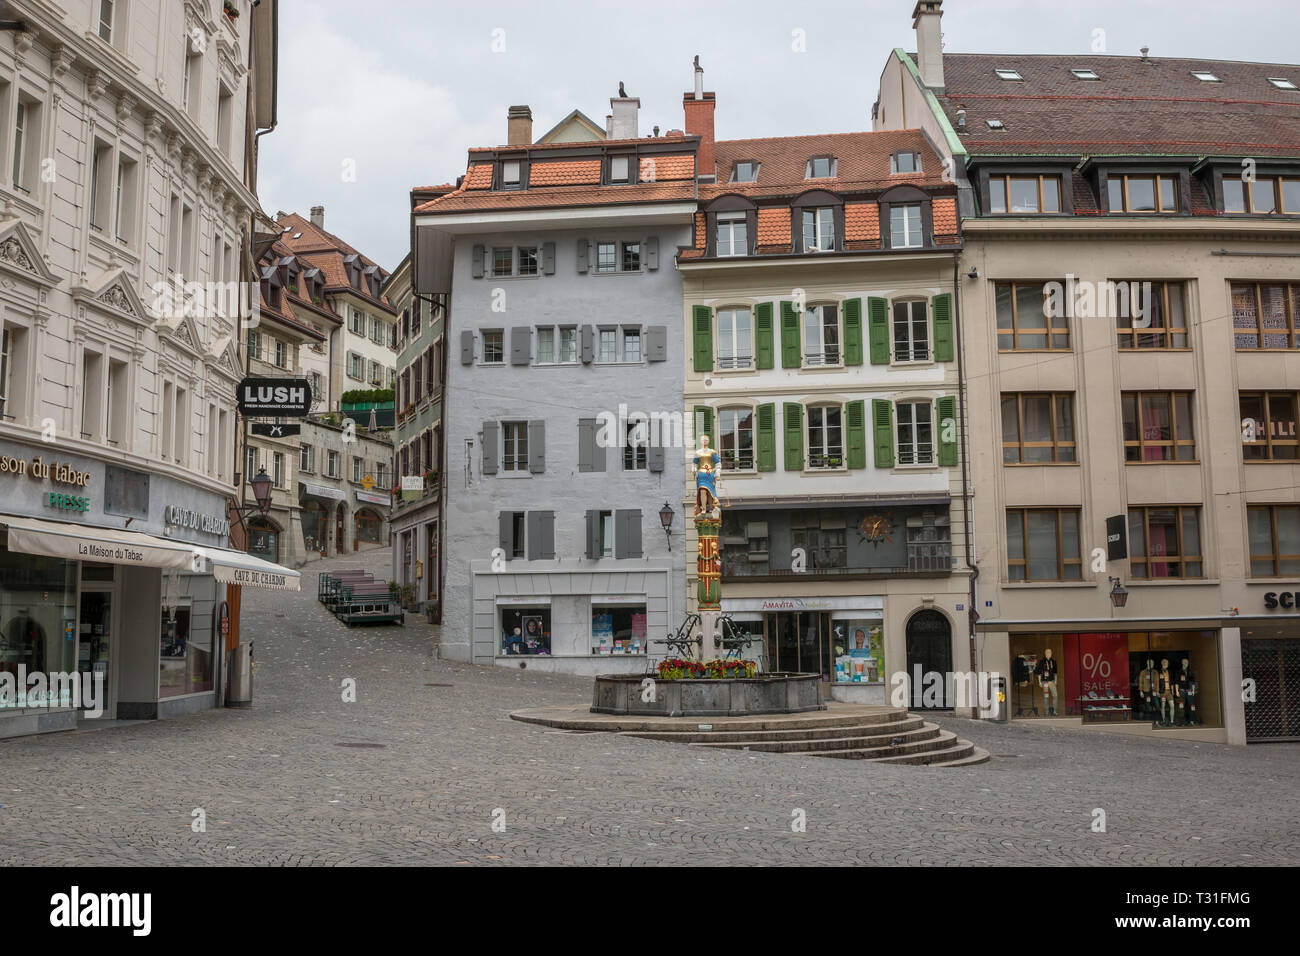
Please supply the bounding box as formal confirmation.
[415,202,699,234]
[960,216,1300,241]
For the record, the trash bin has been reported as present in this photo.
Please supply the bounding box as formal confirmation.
[988,675,1008,723]
[226,641,253,708]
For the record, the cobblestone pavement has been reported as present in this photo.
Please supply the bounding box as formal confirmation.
[2,547,1298,866]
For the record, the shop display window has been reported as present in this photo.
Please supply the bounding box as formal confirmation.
[0,537,76,708]
[500,606,551,656]
[831,618,884,683]
[591,604,647,656]
[159,602,212,698]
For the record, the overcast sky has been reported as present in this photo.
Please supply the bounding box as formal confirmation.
[259,0,1300,270]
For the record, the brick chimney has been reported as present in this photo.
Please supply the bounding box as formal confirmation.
[310,205,324,228]
[683,57,715,181]
[913,0,945,89]
[507,105,532,146]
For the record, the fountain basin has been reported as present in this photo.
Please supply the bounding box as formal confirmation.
[591,672,826,717]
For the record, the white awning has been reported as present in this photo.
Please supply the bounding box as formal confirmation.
[2,515,201,571]
[300,481,346,502]
[195,546,302,591]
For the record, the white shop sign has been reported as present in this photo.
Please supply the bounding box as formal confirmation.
[725,596,884,613]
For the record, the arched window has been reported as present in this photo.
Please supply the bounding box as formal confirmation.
[879,185,931,250]
[790,189,844,254]
[704,195,756,258]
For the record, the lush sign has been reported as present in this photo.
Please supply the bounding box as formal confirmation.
[237,378,312,416]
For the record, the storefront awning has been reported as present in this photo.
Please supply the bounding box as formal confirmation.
[300,481,345,502]
[195,546,302,591]
[2,515,201,570]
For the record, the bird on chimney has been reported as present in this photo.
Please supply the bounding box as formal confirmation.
[694,55,700,70]
[618,81,626,98]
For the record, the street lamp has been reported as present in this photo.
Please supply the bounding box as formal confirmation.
[659,501,675,550]
[1108,576,1129,608]
[249,468,274,514]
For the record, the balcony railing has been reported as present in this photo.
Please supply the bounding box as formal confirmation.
[803,349,841,367]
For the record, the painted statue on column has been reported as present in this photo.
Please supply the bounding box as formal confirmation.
[693,435,722,642]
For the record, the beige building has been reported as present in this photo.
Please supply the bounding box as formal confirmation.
[876,0,1300,742]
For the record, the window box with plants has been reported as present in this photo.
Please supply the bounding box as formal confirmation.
[223,1,239,21]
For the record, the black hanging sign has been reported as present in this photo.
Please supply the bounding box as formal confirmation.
[237,378,312,416]
[251,422,302,438]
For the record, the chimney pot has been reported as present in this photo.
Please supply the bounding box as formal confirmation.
[912,0,945,89]
[507,104,533,146]
[694,54,704,99]
[1140,46,1150,61]
[310,205,324,228]
[956,108,966,130]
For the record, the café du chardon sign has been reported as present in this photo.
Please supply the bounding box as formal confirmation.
[237,378,312,416]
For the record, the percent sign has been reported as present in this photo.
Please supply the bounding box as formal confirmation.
[1082,652,1111,680]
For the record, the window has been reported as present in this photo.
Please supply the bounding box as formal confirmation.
[245,446,256,481]
[348,309,365,335]
[896,401,934,465]
[1232,282,1300,348]
[246,330,260,360]
[491,248,512,277]
[1240,392,1299,461]
[97,0,114,42]
[591,604,648,654]
[12,99,29,190]
[803,304,840,366]
[559,327,578,363]
[1191,71,1220,82]
[1107,174,1178,213]
[807,405,843,469]
[1269,77,1298,90]
[1006,508,1082,581]
[995,68,1023,81]
[1224,176,1300,215]
[1071,68,1099,80]
[995,281,1070,350]
[889,203,923,248]
[805,156,836,178]
[0,327,10,420]
[1002,393,1076,464]
[273,452,284,489]
[622,327,641,362]
[351,456,363,483]
[536,327,554,363]
[892,300,929,362]
[375,462,387,487]
[599,511,614,557]
[621,242,641,272]
[891,152,921,174]
[731,161,759,183]
[623,420,647,471]
[1128,507,1202,579]
[482,330,504,364]
[1249,505,1300,576]
[369,360,381,385]
[105,358,127,445]
[716,308,753,369]
[988,174,1062,214]
[1122,391,1196,461]
[274,340,286,369]
[217,85,233,155]
[183,42,202,118]
[716,213,747,257]
[597,328,617,364]
[501,160,521,187]
[115,156,137,242]
[595,241,616,273]
[985,119,1005,130]
[1116,281,1188,349]
[718,407,754,471]
[347,352,363,380]
[502,421,529,472]
[802,207,835,252]
[518,246,538,276]
[89,141,112,229]
[609,155,630,183]
[326,450,340,478]
[300,444,314,473]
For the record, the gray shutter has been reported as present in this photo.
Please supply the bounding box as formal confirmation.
[471,244,485,279]
[525,511,541,560]
[592,419,606,472]
[645,236,659,270]
[481,421,498,475]
[646,325,667,362]
[578,418,594,472]
[648,431,664,473]
[576,239,589,274]
[536,511,555,559]
[615,509,642,559]
[585,510,600,559]
[542,241,556,275]
[581,324,595,363]
[528,420,545,473]
[498,511,513,556]
[460,330,474,365]
[510,326,530,365]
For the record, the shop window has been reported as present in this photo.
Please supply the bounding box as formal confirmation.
[159,600,211,698]
[1232,281,1300,349]
[0,539,76,706]
[499,606,551,656]
[1006,508,1081,581]
[591,604,647,656]
[302,501,328,554]
[1128,506,1203,578]
[1115,281,1189,349]
[247,519,278,562]
[1001,392,1076,463]
[1122,391,1196,461]
[1248,505,1300,576]
[995,281,1071,350]
[355,509,382,545]
[832,620,884,685]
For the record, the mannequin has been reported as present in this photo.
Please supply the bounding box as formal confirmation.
[1034,648,1058,716]
[1177,657,1197,726]
[1156,657,1176,726]
[1139,658,1157,720]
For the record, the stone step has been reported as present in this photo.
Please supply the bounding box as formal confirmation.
[512,705,912,735]
[790,726,962,760]
[684,723,939,754]
[934,747,992,767]
[870,738,986,765]
[620,715,929,745]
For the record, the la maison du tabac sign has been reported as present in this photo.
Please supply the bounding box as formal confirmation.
[1,453,94,512]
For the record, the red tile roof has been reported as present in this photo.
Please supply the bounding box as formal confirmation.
[931,197,959,241]
[275,212,396,314]
[756,207,790,247]
[844,203,880,242]
[529,160,601,187]
[641,154,695,181]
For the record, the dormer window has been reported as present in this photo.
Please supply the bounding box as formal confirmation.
[1107,174,1179,213]
[1269,77,1298,90]
[716,213,747,257]
[1224,176,1300,214]
[802,207,835,252]
[805,156,836,179]
[988,174,1062,214]
[889,204,923,248]
[502,160,521,187]
[891,152,922,174]
[609,155,631,184]
[731,161,759,183]
[1191,71,1220,82]
[1070,68,1099,80]
[995,69,1023,81]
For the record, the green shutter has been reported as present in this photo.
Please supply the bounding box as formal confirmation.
[843,298,863,366]
[754,302,774,369]
[780,301,801,368]
[694,405,714,446]
[937,395,958,466]
[846,400,866,469]
[756,403,776,471]
[782,402,803,470]
[872,399,894,468]
[868,296,889,365]
[932,293,954,362]
[692,305,713,372]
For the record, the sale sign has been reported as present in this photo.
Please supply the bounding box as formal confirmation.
[1077,633,1130,700]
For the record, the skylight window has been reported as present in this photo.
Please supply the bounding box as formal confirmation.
[985,119,1005,130]
[292,232,302,239]
[1071,68,1099,80]
[1191,71,1221,82]
[805,156,836,178]
[731,161,759,183]
[995,69,1023,81]
[1268,77,1298,90]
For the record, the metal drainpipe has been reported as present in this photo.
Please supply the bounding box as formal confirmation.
[954,253,980,710]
